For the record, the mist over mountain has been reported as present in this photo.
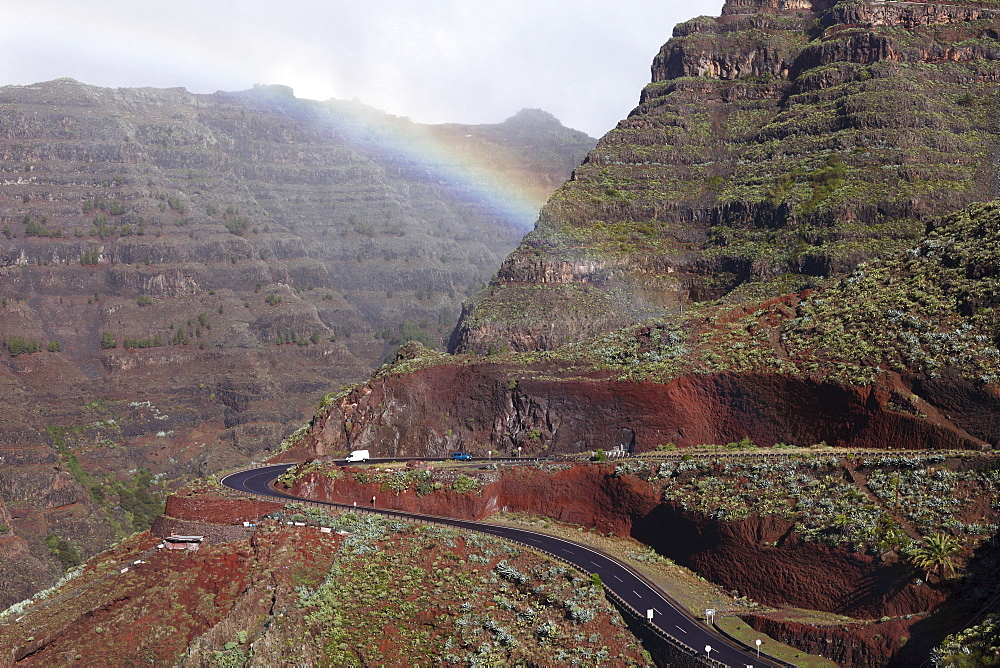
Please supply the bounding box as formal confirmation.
[0,78,594,606]
[5,0,1000,665]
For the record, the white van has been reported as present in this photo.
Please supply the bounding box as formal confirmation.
[346,449,370,462]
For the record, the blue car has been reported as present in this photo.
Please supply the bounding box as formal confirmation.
[451,452,472,461]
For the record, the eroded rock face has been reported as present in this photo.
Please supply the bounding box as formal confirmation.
[454,0,1000,354]
[160,494,283,526]
[291,363,982,460]
[743,615,919,667]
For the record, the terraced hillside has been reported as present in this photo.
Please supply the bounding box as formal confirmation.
[453,0,1000,353]
[301,190,1000,463]
[0,79,594,608]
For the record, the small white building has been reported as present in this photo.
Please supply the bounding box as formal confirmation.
[163,535,204,551]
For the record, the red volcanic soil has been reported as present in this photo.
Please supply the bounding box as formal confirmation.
[281,462,987,665]
[288,465,655,535]
[1,526,343,666]
[290,365,986,463]
[741,614,927,667]
[2,514,649,666]
[161,493,283,525]
[286,464,944,618]
[148,492,285,545]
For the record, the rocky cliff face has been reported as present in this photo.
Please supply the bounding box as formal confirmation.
[291,359,983,460]
[453,0,1000,354]
[0,79,593,607]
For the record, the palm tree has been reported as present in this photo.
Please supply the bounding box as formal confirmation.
[909,533,963,583]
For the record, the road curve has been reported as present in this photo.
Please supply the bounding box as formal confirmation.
[221,464,776,668]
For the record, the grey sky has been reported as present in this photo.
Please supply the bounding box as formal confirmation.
[0,1,724,138]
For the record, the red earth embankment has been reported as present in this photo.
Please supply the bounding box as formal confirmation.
[741,614,918,667]
[285,366,985,463]
[286,464,943,618]
[151,493,285,544]
[162,494,284,525]
[287,464,654,534]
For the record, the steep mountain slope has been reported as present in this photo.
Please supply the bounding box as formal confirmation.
[0,79,594,607]
[300,178,1000,462]
[453,0,1000,354]
[8,0,1000,663]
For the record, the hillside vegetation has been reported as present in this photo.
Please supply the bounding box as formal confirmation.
[0,513,648,667]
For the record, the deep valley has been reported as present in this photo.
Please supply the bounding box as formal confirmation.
[3,0,1000,665]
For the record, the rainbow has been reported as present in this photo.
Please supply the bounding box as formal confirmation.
[313,96,554,234]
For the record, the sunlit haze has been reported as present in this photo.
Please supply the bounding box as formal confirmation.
[1,0,725,138]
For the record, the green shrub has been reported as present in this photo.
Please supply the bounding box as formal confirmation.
[452,474,481,494]
[80,248,100,265]
[225,216,250,235]
[726,437,756,450]
[5,336,40,356]
[45,534,82,569]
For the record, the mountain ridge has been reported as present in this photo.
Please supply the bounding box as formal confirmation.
[452,0,1000,354]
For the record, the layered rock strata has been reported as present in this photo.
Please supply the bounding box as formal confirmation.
[0,79,593,607]
[454,0,1000,353]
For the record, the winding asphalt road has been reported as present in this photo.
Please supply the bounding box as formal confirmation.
[221,463,776,668]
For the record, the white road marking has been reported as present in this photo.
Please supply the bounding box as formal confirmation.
[676,625,688,633]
